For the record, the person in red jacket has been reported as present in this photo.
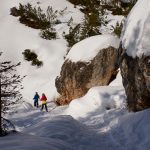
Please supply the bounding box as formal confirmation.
[40,93,48,112]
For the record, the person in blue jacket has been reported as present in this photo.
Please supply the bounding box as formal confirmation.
[33,92,40,108]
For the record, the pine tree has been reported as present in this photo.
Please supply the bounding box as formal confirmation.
[0,53,24,136]
[64,24,81,47]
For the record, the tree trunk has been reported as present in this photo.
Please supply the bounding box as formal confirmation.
[0,76,3,135]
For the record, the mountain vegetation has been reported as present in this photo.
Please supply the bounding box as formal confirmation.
[64,0,137,47]
[22,49,43,67]
[0,53,24,136]
[10,3,63,40]
[10,0,137,48]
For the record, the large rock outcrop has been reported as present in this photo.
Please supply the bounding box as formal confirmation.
[119,0,150,111]
[119,47,150,111]
[55,35,120,105]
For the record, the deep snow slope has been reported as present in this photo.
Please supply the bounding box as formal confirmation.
[0,0,83,102]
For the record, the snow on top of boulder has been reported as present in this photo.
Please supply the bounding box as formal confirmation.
[66,34,120,62]
[121,0,150,58]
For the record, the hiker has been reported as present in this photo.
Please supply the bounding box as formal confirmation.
[40,93,48,112]
[33,92,40,108]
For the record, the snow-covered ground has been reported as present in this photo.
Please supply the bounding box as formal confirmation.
[0,72,150,150]
[1,0,150,150]
[2,78,150,150]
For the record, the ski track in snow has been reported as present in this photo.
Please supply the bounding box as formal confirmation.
[2,102,135,150]
[2,87,150,150]
[8,107,125,150]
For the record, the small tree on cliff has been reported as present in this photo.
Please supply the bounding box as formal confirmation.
[0,53,24,136]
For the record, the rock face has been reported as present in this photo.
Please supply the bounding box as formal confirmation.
[119,0,150,111]
[55,46,118,105]
[119,46,150,111]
